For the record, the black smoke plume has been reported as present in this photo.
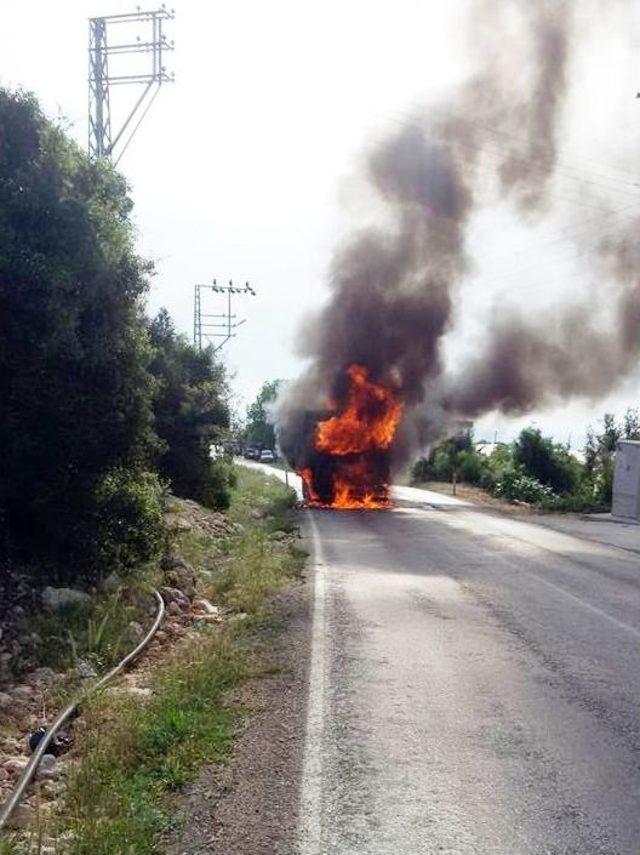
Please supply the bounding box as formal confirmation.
[277,0,639,472]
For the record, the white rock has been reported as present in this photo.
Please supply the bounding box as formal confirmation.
[136,592,158,616]
[1,802,34,830]
[160,586,189,608]
[126,621,145,646]
[193,598,220,616]
[102,571,121,593]
[0,691,12,710]
[42,587,91,611]
[11,685,32,702]
[25,667,56,688]
[75,660,97,680]
[35,754,61,781]
[3,755,28,775]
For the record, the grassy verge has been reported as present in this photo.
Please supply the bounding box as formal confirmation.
[19,467,304,855]
[18,580,159,680]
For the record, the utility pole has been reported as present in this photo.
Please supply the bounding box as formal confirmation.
[193,280,257,353]
[88,7,175,165]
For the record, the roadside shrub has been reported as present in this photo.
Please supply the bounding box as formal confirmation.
[592,458,615,505]
[199,461,236,511]
[457,449,485,484]
[148,310,231,510]
[411,428,485,485]
[513,427,579,494]
[93,469,166,577]
[536,493,609,514]
[493,468,556,504]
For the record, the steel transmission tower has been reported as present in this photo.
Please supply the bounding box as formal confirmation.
[194,281,257,353]
[88,7,175,164]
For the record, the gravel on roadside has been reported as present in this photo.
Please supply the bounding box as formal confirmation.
[166,578,311,855]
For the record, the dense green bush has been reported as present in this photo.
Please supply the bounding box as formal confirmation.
[148,310,233,510]
[411,428,484,485]
[493,469,556,504]
[93,469,166,576]
[457,449,485,484]
[0,88,160,583]
[513,427,580,494]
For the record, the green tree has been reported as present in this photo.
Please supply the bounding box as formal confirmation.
[513,427,579,495]
[584,426,598,476]
[0,88,163,582]
[412,427,484,485]
[623,407,640,440]
[585,413,622,505]
[598,413,621,453]
[246,380,282,449]
[148,309,233,509]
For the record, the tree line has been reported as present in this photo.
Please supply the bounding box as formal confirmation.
[0,89,232,586]
[413,410,640,511]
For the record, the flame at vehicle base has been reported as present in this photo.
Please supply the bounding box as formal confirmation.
[298,365,403,510]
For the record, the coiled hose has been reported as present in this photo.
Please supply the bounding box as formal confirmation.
[0,589,165,831]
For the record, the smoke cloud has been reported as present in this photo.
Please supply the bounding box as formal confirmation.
[277,0,639,470]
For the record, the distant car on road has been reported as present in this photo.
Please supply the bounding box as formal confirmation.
[260,449,275,463]
[243,448,260,460]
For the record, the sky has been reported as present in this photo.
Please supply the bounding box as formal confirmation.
[2,0,639,450]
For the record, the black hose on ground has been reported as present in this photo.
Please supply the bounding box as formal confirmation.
[0,589,165,831]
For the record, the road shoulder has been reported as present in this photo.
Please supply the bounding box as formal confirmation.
[165,577,312,855]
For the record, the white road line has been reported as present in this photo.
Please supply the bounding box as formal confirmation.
[297,510,327,855]
[400,503,640,640]
[523,568,640,640]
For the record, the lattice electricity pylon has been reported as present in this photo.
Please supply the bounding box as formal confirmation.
[194,281,257,353]
[88,7,175,164]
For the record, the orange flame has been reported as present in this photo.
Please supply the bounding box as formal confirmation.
[303,364,403,510]
[316,365,403,456]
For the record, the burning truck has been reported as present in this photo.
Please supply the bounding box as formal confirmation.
[292,364,403,509]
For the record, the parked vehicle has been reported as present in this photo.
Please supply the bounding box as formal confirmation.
[260,449,275,463]
[243,447,260,460]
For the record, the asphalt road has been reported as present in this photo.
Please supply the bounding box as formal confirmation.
[301,494,640,854]
[241,463,640,854]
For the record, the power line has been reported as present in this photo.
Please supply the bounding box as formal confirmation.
[193,280,257,353]
[366,102,640,197]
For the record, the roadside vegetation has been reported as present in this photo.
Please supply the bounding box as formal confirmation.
[0,86,286,852]
[0,87,233,598]
[2,468,304,855]
[243,380,282,451]
[412,410,640,512]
